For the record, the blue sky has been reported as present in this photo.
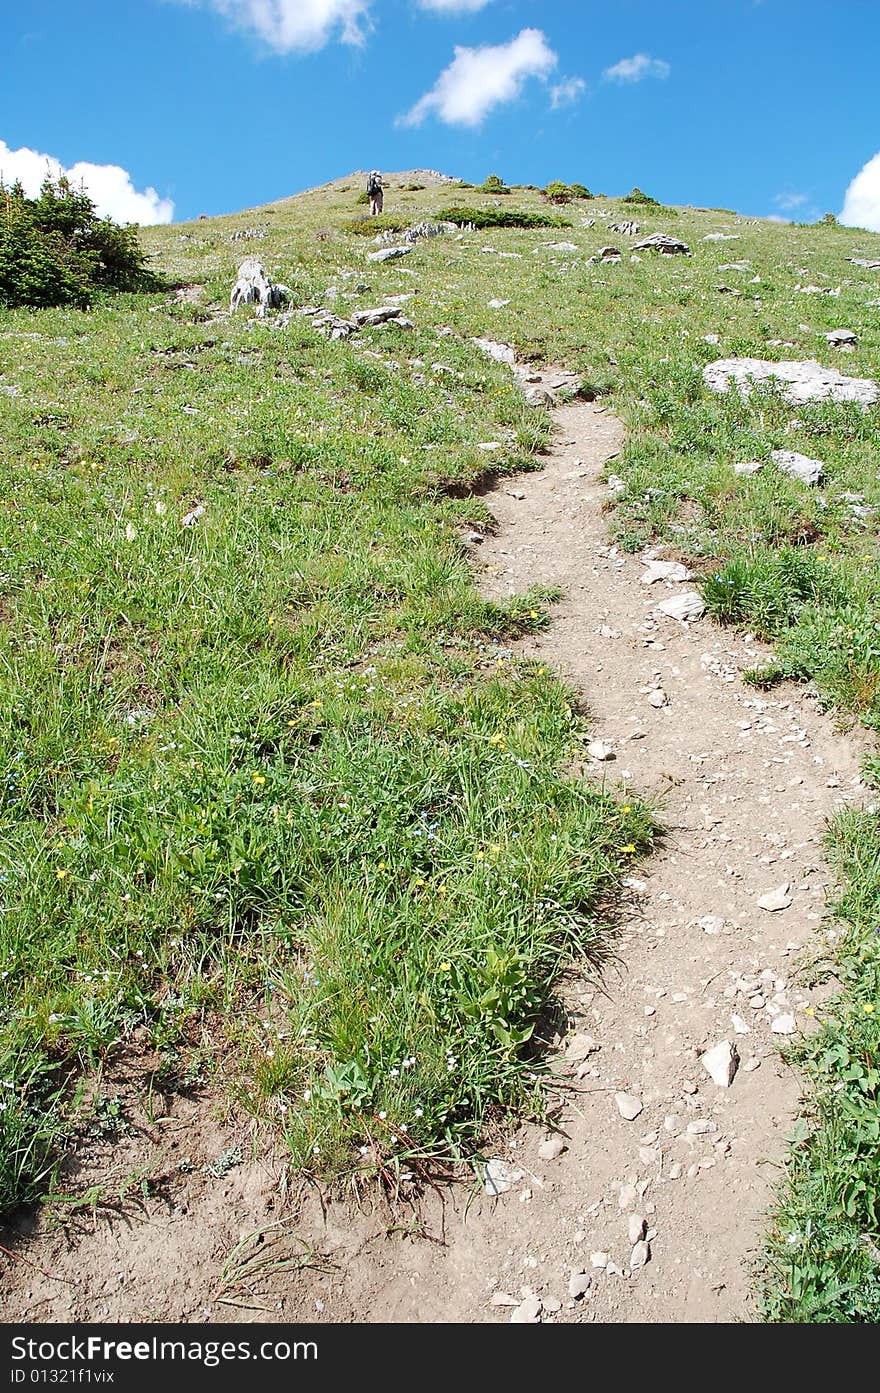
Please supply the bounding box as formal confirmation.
[2,0,879,229]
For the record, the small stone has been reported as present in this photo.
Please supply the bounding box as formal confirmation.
[743,1055,762,1071]
[491,1291,520,1307]
[630,1240,650,1271]
[628,1214,646,1243]
[568,1271,591,1300]
[617,1184,638,1210]
[758,882,793,912]
[734,459,765,477]
[590,1251,609,1268]
[731,1013,750,1035]
[771,1013,797,1035]
[826,328,858,347]
[686,1119,716,1135]
[668,1163,682,1179]
[615,1092,643,1121]
[587,740,615,762]
[682,1080,698,1095]
[656,591,705,622]
[508,489,526,500]
[648,689,668,708]
[699,915,724,935]
[641,560,692,585]
[483,1159,524,1195]
[565,1033,600,1062]
[538,1136,567,1162]
[367,245,413,263]
[639,1146,659,1165]
[510,1293,542,1323]
[542,1296,562,1314]
[771,449,824,486]
[700,1039,739,1088]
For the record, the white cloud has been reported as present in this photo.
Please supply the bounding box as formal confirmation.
[0,139,173,224]
[840,150,880,232]
[603,52,670,84]
[550,76,586,109]
[400,27,556,127]
[775,191,807,211]
[186,0,372,53]
[417,0,494,11]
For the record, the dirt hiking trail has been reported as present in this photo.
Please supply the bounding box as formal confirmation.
[0,390,869,1324]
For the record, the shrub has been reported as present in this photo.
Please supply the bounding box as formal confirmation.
[622,187,660,207]
[480,174,510,195]
[0,176,161,308]
[437,205,569,231]
[347,214,407,236]
[569,183,593,200]
[355,191,370,205]
[544,182,573,204]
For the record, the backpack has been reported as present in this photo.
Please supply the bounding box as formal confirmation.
[366,172,382,197]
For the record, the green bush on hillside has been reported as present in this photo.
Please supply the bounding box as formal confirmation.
[0,176,161,309]
[437,205,569,230]
[622,186,661,206]
[480,174,510,195]
[543,182,593,204]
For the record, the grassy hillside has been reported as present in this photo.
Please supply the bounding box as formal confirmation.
[1,174,879,1318]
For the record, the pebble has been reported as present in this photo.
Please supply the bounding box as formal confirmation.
[510,1293,542,1324]
[628,1214,646,1243]
[699,915,724,935]
[568,1271,592,1300]
[656,591,706,622]
[538,1136,567,1162]
[771,1013,797,1035]
[686,1119,717,1135]
[590,1252,610,1269]
[491,1291,520,1307]
[542,1296,562,1314]
[617,1183,638,1209]
[648,689,668,708]
[615,1092,643,1121]
[731,1013,751,1035]
[668,1163,682,1180]
[640,560,692,585]
[630,1240,651,1271]
[700,1039,739,1088]
[565,1033,600,1062]
[483,1159,525,1195]
[587,740,615,762]
[758,882,793,912]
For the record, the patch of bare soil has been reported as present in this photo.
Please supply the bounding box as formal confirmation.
[1,395,870,1324]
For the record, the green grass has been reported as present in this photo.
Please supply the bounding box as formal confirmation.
[2,175,880,1317]
[762,802,880,1321]
[0,184,657,1212]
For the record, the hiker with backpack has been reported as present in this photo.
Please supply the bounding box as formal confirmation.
[367,170,384,216]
